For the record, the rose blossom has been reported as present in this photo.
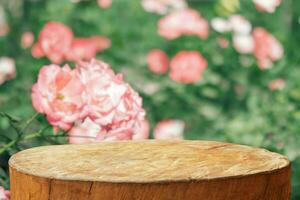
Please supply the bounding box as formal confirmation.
[65,36,111,62]
[268,79,285,91]
[211,17,231,33]
[21,32,34,49]
[147,49,169,74]
[0,57,16,85]
[253,27,283,69]
[32,22,73,64]
[169,51,207,84]
[233,34,254,54]
[32,59,145,141]
[97,0,112,9]
[31,64,87,130]
[75,59,145,139]
[154,119,185,139]
[158,9,209,40]
[229,15,252,35]
[68,113,147,144]
[141,0,187,14]
[0,186,9,200]
[253,0,281,13]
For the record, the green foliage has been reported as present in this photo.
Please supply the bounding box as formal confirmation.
[0,0,300,198]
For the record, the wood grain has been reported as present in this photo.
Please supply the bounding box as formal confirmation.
[9,140,291,200]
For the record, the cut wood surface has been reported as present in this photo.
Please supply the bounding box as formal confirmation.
[9,140,291,200]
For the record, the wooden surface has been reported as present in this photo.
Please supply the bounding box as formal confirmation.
[9,140,291,200]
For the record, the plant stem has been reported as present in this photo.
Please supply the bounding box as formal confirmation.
[0,140,18,155]
[23,131,43,140]
[22,113,39,133]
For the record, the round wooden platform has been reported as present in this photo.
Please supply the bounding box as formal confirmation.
[9,140,291,200]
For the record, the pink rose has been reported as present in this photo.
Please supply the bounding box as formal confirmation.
[0,186,9,200]
[141,0,187,14]
[21,32,34,49]
[253,27,283,69]
[0,57,16,85]
[268,79,285,91]
[97,0,112,9]
[169,51,207,84]
[75,59,145,138]
[69,116,149,144]
[65,36,111,62]
[233,34,254,54]
[147,49,169,74]
[154,119,185,139]
[31,64,87,130]
[158,9,209,40]
[132,119,150,140]
[253,0,281,13]
[32,59,145,140]
[33,22,73,64]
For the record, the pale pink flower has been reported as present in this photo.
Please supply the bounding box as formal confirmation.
[75,59,145,138]
[211,17,231,33]
[253,27,283,69]
[31,64,87,130]
[0,57,16,85]
[154,119,185,139]
[21,32,34,49]
[141,0,187,14]
[229,15,252,35]
[132,119,150,140]
[253,0,281,13]
[147,49,169,74]
[233,34,254,54]
[0,186,9,200]
[169,51,207,84]
[33,22,73,64]
[68,117,101,144]
[97,0,112,9]
[65,36,111,62]
[69,116,149,144]
[268,79,285,91]
[158,9,209,40]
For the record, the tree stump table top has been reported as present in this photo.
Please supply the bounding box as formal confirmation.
[9,140,289,183]
[9,140,291,200]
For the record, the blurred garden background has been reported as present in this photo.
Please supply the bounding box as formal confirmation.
[0,0,300,199]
